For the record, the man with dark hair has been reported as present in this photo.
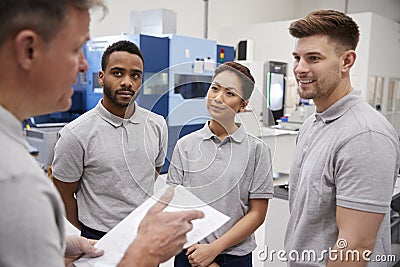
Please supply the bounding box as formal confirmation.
[52,40,168,240]
[0,1,202,266]
[284,10,400,266]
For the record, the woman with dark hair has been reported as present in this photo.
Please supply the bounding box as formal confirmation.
[168,62,274,267]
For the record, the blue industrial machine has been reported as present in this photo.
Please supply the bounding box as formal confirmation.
[83,34,216,173]
[28,33,234,173]
[84,34,170,113]
[84,34,235,173]
[28,34,169,126]
[164,35,217,172]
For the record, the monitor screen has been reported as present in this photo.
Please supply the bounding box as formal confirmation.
[269,73,284,111]
[174,74,212,99]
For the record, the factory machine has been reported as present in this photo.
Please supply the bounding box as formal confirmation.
[262,61,287,125]
[83,34,234,173]
[25,34,169,168]
[84,34,170,113]
[164,35,217,172]
[26,33,234,172]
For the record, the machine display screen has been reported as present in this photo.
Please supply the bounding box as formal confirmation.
[269,72,284,111]
[174,74,212,99]
[142,72,169,95]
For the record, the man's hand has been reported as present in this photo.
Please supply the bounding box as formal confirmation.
[64,235,104,266]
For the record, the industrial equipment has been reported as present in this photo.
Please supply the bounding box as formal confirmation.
[25,126,64,168]
[262,61,287,126]
[27,33,234,173]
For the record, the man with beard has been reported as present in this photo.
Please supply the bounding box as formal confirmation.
[284,10,400,266]
[52,40,168,240]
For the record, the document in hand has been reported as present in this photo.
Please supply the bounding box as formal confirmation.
[74,185,230,267]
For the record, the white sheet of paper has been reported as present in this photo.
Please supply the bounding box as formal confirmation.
[74,185,230,267]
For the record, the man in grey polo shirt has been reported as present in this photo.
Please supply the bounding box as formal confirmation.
[284,10,400,266]
[52,40,168,239]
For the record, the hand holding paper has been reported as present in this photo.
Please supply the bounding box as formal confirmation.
[119,186,204,266]
[74,185,230,267]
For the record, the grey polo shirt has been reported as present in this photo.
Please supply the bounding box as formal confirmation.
[285,90,400,266]
[0,105,65,266]
[52,100,167,231]
[167,122,274,256]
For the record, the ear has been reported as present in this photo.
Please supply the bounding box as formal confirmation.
[14,30,37,70]
[342,50,356,73]
[239,100,249,112]
[98,71,104,86]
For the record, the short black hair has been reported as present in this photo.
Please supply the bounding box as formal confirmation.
[101,40,144,71]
